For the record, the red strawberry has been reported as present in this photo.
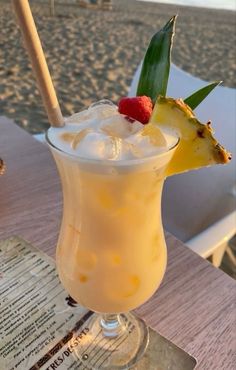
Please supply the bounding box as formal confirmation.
[118,96,153,124]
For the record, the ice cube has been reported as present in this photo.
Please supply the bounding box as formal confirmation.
[127,142,144,158]
[71,131,122,160]
[141,125,167,147]
[113,139,143,159]
[65,100,117,125]
[100,114,143,139]
[65,109,91,124]
[89,100,118,120]
[71,131,104,158]
[71,128,93,149]
[103,136,122,160]
[89,99,116,109]
[125,132,163,158]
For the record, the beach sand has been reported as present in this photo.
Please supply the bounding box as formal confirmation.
[0,0,235,133]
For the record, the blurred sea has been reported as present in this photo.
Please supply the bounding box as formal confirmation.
[137,0,236,11]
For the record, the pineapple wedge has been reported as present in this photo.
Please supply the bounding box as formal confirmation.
[149,96,231,176]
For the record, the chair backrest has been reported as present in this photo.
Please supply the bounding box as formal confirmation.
[129,64,236,241]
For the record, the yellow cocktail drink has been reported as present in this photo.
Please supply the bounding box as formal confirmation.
[47,101,177,314]
[51,147,174,313]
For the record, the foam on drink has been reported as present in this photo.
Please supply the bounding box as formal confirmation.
[47,100,178,161]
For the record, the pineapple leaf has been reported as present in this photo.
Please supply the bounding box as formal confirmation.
[136,15,177,103]
[184,81,222,110]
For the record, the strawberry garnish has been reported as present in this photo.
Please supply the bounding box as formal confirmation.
[118,96,153,124]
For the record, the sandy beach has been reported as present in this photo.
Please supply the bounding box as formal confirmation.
[0,0,235,133]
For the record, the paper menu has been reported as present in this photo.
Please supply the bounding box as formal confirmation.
[0,236,89,370]
[0,237,197,370]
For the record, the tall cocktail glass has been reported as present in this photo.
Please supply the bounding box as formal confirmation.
[46,132,178,369]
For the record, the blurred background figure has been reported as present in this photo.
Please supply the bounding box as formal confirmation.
[101,0,112,10]
[77,0,112,9]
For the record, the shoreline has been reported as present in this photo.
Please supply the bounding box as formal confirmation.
[136,0,236,13]
[0,0,235,133]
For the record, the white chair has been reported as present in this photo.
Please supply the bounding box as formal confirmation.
[34,133,45,143]
[129,63,236,267]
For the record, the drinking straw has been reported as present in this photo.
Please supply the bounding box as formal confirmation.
[12,0,64,127]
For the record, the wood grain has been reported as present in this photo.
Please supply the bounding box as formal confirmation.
[0,117,62,256]
[0,118,235,369]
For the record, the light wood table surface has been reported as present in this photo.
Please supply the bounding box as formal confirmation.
[0,117,235,369]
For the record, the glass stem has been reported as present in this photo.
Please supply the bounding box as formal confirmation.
[100,313,124,338]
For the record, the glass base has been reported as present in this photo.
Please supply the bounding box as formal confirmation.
[73,312,149,369]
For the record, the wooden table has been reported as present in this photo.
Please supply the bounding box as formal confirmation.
[0,117,235,369]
